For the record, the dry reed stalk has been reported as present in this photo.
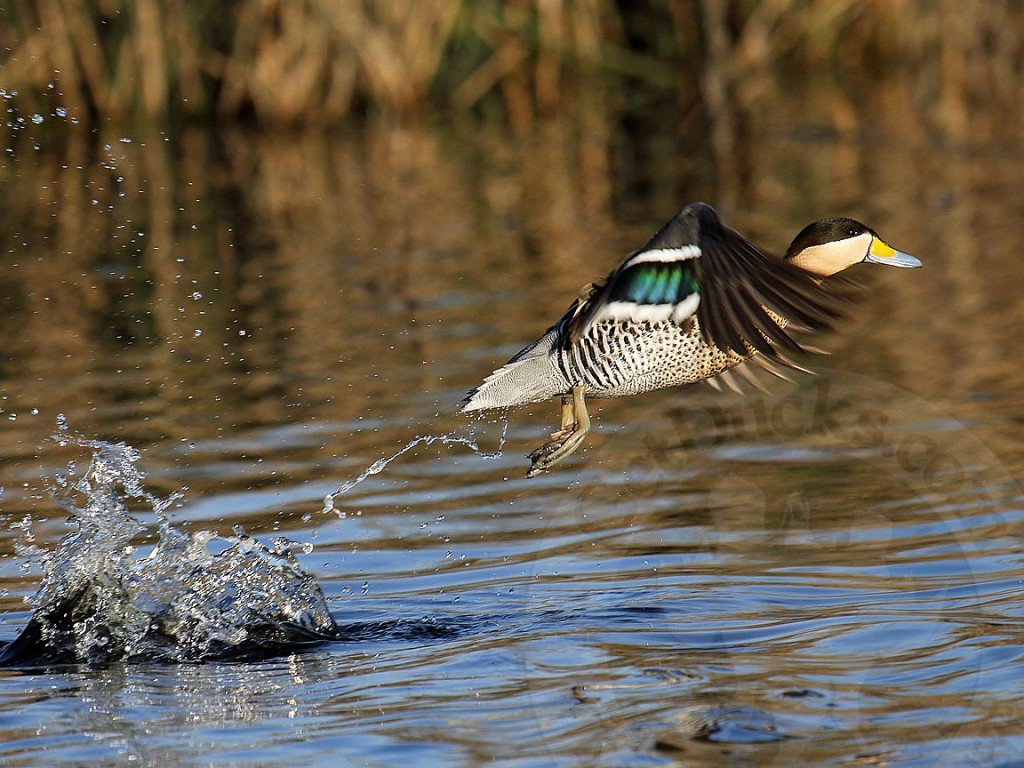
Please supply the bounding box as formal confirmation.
[327,0,462,117]
[534,0,564,113]
[697,0,740,212]
[133,0,169,116]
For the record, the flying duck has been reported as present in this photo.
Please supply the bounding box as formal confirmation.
[462,202,921,477]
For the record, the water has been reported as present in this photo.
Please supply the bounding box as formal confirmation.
[1,106,1024,766]
[0,432,340,665]
[322,420,509,513]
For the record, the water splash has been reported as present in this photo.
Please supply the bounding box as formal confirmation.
[1,431,339,666]
[321,418,509,516]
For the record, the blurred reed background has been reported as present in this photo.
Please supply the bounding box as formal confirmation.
[2,0,1023,136]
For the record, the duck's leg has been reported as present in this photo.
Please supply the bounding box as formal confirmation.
[548,395,575,439]
[527,385,590,477]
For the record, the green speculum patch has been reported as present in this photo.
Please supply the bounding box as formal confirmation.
[612,262,698,305]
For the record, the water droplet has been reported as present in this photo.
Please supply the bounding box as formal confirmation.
[30,114,43,124]
[301,542,313,555]
[55,106,67,118]
[193,329,202,338]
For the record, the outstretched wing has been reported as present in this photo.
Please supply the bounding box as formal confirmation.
[568,202,841,361]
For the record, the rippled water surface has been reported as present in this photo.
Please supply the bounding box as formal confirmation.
[1,105,1024,767]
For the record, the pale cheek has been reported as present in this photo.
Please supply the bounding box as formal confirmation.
[790,233,871,276]
[829,234,872,272]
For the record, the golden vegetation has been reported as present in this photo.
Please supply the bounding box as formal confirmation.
[0,0,1023,136]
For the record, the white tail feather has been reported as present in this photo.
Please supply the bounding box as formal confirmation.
[461,328,567,411]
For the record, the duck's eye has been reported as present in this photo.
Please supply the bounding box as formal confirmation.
[846,226,861,237]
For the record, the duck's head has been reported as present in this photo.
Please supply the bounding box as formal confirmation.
[784,217,922,277]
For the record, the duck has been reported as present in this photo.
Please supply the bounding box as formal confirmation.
[461,202,921,477]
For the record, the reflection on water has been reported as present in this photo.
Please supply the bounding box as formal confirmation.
[0,95,1023,765]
